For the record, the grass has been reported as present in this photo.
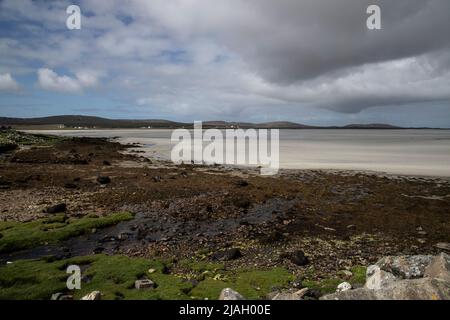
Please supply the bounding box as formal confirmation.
[190,267,294,300]
[0,255,192,300]
[0,212,134,253]
[0,255,294,300]
[302,266,367,295]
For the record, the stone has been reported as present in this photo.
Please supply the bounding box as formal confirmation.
[289,250,309,266]
[435,243,450,252]
[96,176,111,184]
[51,292,63,300]
[81,291,101,300]
[424,253,450,282]
[46,203,67,214]
[148,268,156,274]
[235,179,249,187]
[102,160,111,166]
[336,282,352,292]
[365,269,397,290]
[64,183,77,189]
[272,288,309,300]
[219,288,245,300]
[321,277,450,300]
[135,279,155,289]
[366,264,380,278]
[212,248,242,261]
[375,255,433,279]
[339,270,353,279]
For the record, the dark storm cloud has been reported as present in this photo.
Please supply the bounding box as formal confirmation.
[1,0,450,118]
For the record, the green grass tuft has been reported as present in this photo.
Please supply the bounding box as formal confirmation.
[0,212,134,253]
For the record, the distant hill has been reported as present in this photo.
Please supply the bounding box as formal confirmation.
[0,115,406,129]
[0,115,189,129]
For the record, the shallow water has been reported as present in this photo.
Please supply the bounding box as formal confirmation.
[26,129,450,177]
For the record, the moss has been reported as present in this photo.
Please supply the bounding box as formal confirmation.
[302,277,343,295]
[178,259,224,273]
[302,266,367,295]
[0,212,134,253]
[349,266,367,286]
[0,256,294,300]
[190,267,294,300]
[0,254,192,300]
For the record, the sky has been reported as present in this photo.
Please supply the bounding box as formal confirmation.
[1,0,450,127]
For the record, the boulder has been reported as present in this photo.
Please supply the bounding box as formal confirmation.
[219,288,245,300]
[365,268,397,290]
[424,253,450,282]
[81,291,101,300]
[321,277,450,300]
[46,203,67,214]
[283,250,309,266]
[375,255,433,279]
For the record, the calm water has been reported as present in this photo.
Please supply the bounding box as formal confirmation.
[27,129,450,177]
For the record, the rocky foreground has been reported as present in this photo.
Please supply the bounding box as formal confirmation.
[1,129,449,300]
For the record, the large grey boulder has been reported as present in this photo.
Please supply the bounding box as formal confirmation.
[321,278,450,300]
[365,268,397,290]
[424,253,450,282]
[375,255,433,279]
[321,253,450,300]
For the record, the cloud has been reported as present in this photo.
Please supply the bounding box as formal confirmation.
[0,73,19,91]
[0,0,449,122]
[37,68,99,93]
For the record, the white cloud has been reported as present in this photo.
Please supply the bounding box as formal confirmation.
[0,73,19,91]
[37,68,99,93]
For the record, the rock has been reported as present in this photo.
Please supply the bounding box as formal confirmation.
[365,269,397,290]
[219,288,245,300]
[81,291,101,300]
[64,183,78,189]
[59,295,74,300]
[212,248,242,261]
[321,277,450,300]
[152,176,161,182]
[51,292,63,300]
[135,279,155,289]
[235,179,249,187]
[375,255,433,279]
[272,288,309,300]
[46,203,67,214]
[148,268,156,274]
[424,253,450,282]
[346,224,356,230]
[96,176,111,184]
[336,282,352,292]
[102,160,111,166]
[287,250,309,266]
[339,270,353,279]
[435,243,450,252]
